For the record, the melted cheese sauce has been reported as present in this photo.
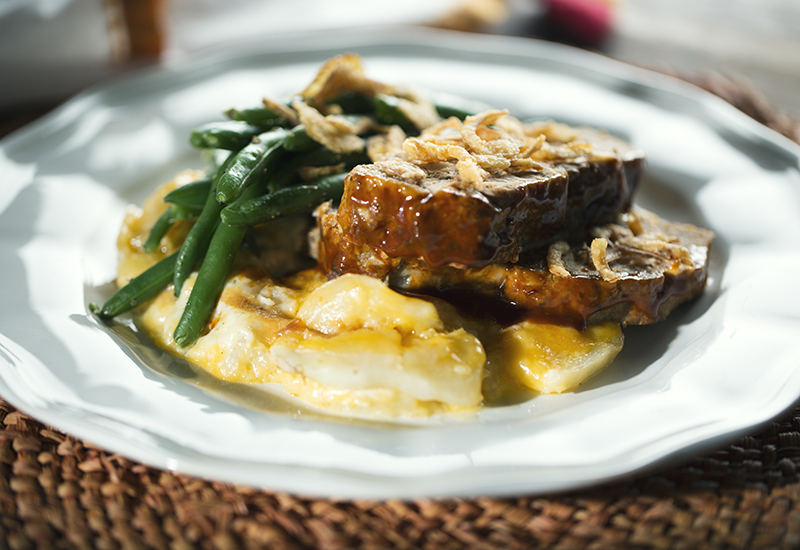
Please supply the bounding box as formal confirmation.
[117,174,624,419]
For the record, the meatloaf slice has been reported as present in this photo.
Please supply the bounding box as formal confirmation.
[336,162,570,268]
[552,126,646,239]
[316,205,714,327]
[334,126,645,268]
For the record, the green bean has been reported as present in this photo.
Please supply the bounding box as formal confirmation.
[297,146,367,167]
[373,94,417,133]
[215,128,288,204]
[334,90,491,127]
[267,147,369,192]
[284,115,373,153]
[172,181,268,348]
[96,253,178,319]
[172,155,236,295]
[225,105,287,127]
[144,181,213,255]
[170,203,202,221]
[221,172,347,227]
[325,91,375,114]
[283,125,317,152]
[189,121,263,150]
[163,177,212,209]
[143,207,175,254]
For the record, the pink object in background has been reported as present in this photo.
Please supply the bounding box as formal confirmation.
[541,0,615,45]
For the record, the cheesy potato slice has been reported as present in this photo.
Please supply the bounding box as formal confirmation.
[271,275,485,407]
[138,268,485,416]
[498,321,623,394]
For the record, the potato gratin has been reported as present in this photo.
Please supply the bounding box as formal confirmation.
[103,55,712,419]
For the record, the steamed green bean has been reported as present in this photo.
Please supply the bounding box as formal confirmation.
[97,253,178,319]
[221,172,347,226]
[215,129,288,204]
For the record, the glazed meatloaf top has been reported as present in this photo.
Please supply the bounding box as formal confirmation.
[334,120,645,268]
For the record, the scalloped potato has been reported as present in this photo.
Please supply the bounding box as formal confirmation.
[118,174,624,419]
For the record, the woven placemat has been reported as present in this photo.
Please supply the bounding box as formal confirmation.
[2,71,800,550]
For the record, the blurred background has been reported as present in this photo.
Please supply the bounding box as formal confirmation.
[2,0,799,136]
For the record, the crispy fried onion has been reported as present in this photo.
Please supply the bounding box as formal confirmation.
[547,241,571,278]
[586,212,697,282]
[299,54,439,127]
[597,215,695,267]
[420,116,463,141]
[403,110,570,184]
[298,163,346,182]
[385,87,441,131]
[262,97,299,127]
[403,138,489,185]
[525,121,579,143]
[367,125,407,162]
[300,53,392,107]
[524,120,616,162]
[373,158,427,182]
[292,101,366,154]
[461,110,521,157]
[617,236,695,266]
[590,238,621,282]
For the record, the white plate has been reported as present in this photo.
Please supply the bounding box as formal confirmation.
[2,27,800,499]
